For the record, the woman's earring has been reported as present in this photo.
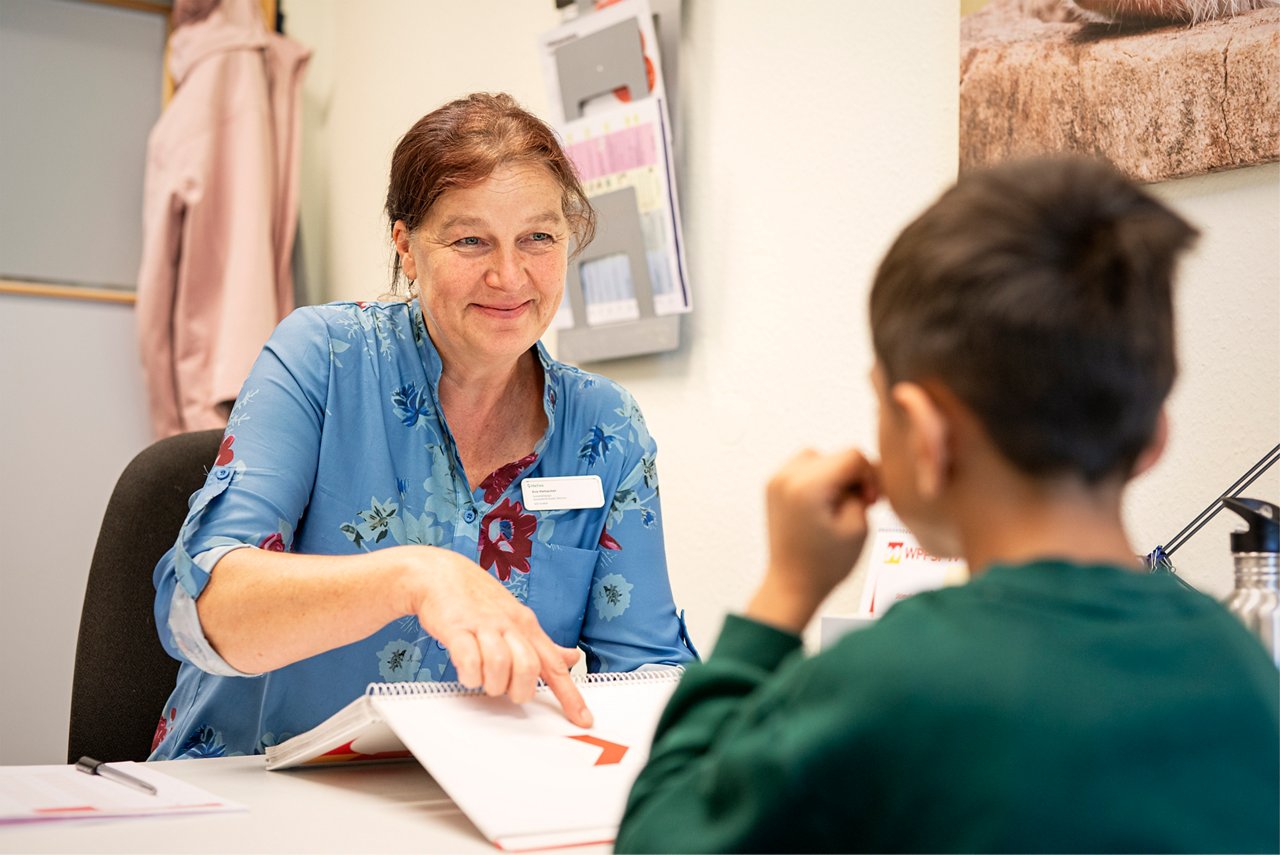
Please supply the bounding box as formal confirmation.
[407,279,418,299]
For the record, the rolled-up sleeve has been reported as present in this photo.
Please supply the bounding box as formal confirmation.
[152,308,332,674]
[164,544,254,676]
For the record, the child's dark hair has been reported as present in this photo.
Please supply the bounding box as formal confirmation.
[870,155,1198,483]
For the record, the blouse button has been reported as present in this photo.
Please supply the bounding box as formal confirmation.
[462,508,477,524]
[214,468,230,480]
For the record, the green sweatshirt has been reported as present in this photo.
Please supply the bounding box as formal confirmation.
[617,562,1280,853]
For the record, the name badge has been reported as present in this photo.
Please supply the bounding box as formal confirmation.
[520,476,605,511]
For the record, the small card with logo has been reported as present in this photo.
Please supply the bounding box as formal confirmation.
[857,526,968,617]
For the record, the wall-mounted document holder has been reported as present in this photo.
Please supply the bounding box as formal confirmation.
[554,19,649,122]
[560,187,680,362]
[541,0,689,364]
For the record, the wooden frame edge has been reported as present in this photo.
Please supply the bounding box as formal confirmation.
[76,0,172,15]
[0,279,137,306]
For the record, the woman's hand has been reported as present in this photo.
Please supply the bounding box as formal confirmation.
[746,448,880,634]
[200,544,592,727]
[400,546,594,728]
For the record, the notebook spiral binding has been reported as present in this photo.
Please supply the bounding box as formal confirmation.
[364,666,684,697]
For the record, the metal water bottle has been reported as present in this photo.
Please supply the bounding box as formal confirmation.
[1221,497,1280,667]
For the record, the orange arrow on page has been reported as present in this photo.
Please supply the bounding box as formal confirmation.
[566,734,629,765]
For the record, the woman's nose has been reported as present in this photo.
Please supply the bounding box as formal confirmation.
[484,248,523,290]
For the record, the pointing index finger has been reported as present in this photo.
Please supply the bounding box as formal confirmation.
[536,641,593,728]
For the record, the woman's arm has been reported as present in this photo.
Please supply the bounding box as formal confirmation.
[154,306,589,725]
[200,544,591,724]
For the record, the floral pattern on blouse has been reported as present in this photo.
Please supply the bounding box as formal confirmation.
[479,498,537,582]
[148,300,695,760]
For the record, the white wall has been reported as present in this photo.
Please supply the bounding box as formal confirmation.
[1128,164,1280,597]
[582,2,963,647]
[0,296,152,765]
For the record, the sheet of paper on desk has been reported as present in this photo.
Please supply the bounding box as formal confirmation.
[0,761,245,824]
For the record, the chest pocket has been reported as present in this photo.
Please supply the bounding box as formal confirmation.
[525,541,597,648]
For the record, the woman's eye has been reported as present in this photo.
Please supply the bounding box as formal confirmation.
[524,232,557,248]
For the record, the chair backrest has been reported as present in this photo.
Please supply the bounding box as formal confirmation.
[67,429,224,764]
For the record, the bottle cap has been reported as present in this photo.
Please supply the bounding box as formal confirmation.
[1223,497,1280,554]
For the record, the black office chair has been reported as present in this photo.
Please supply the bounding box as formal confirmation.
[67,429,224,764]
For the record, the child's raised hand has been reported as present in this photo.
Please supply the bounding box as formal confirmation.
[746,448,880,633]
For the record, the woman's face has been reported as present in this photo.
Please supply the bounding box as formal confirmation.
[396,163,569,371]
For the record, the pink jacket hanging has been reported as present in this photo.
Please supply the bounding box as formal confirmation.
[135,0,309,438]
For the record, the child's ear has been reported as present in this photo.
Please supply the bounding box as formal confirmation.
[1131,408,1168,480]
[890,382,950,500]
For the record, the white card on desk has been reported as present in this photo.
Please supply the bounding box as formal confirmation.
[521,476,604,511]
[0,761,245,824]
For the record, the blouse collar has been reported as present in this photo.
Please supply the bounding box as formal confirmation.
[409,300,560,447]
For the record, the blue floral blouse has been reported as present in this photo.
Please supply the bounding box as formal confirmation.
[149,300,696,760]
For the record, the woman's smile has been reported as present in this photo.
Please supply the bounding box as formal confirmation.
[473,299,533,318]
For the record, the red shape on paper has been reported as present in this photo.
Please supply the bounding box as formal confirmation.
[314,740,413,764]
[567,734,629,766]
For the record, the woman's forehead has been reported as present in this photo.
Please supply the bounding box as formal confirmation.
[428,164,566,226]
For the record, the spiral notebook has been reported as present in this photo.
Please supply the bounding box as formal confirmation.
[264,667,682,851]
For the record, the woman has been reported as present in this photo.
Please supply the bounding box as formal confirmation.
[149,93,696,760]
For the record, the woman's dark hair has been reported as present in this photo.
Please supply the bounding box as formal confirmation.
[384,92,596,291]
[870,155,1198,483]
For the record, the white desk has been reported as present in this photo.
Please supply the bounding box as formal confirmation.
[0,756,611,854]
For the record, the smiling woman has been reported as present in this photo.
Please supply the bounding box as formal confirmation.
[396,164,569,372]
[147,92,696,762]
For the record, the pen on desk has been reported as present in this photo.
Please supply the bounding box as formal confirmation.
[75,756,158,796]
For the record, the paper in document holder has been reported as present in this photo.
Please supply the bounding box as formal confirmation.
[561,186,678,362]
